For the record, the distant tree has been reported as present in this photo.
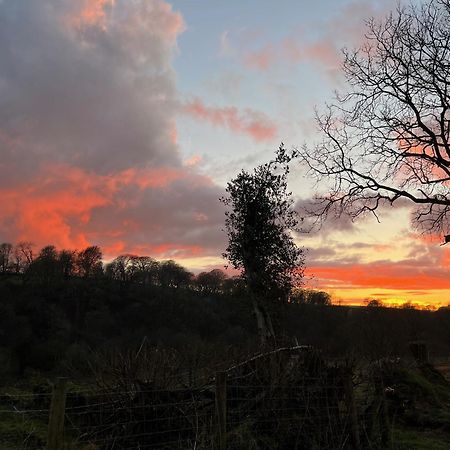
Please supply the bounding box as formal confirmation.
[0,242,12,273]
[222,275,247,297]
[38,245,58,260]
[26,245,59,284]
[13,241,34,273]
[297,0,450,234]
[401,301,416,309]
[105,255,160,286]
[291,289,332,306]
[131,256,159,285]
[196,269,227,294]
[366,299,384,308]
[221,145,304,344]
[77,246,103,278]
[109,254,136,283]
[58,249,76,279]
[158,260,193,289]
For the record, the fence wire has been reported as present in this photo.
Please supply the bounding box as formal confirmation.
[0,349,400,449]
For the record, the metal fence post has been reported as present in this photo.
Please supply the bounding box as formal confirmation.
[47,377,68,450]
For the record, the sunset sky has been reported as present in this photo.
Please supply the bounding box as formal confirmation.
[1,0,449,307]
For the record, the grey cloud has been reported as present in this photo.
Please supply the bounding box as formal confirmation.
[295,197,357,235]
[0,0,180,178]
[88,176,227,255]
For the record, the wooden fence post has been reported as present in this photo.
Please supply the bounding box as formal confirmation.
[344,371,361,450]
[215,371,227,450]
[379,378,391,448]
[47,377,68,450]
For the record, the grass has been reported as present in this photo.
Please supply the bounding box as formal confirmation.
[0,412,47,449]
[0,381,50,450]
[387,363,450,450]
[394,427,450,450]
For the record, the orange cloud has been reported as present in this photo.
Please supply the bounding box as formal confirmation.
[0,167,110,249]
[0,164,200,252]
[183,98,277,142]
[309,261,450,291]
[105,167,188,191]
[69,0,114,29]
[67,0,185,43]
[184,155,202,167]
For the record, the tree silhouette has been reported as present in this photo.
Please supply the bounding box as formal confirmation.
[0,243,12,273]
[158,260,193,288]
[58,249,76,280]
[196,269,227,294]
[297,0,450,234]
[13,241,34,273]
[221,145,304,344]
[291,289,332,306]
[77,245,103,278]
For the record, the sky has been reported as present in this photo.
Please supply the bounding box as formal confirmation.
[0,0,449,307]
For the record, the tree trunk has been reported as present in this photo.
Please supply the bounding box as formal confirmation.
[252,296,275,346]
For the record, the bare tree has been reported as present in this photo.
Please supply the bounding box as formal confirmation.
[158,260,193,288]
[0,242,12,273]
[76,245,103,278]
[58,249,76,279]
[131,255,159,285]
[12,241,34,273]
[297,0,450,234]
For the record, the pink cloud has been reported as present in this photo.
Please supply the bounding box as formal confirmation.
[183,98,277,142]
[184,155,203,167]
[68,0,115,29]
[67,0,185,43]
[243,36,341,73]
[244,45,276,71]
[117,0,185,46]
[235,0,395,74]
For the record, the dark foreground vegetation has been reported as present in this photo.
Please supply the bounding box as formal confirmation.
[1,242,450,449]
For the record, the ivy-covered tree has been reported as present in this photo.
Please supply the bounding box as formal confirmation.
[221,145,304,344]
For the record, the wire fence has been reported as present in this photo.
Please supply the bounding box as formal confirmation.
[0,347,398,449]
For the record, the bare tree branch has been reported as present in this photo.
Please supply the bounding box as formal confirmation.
[297,0,450,234]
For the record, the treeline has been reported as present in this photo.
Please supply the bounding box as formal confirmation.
[0,241,241,295]
[0,241,334,302]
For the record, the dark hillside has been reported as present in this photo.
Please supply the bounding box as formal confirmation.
[1,271,450,380]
